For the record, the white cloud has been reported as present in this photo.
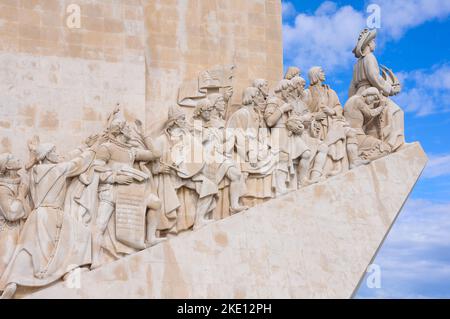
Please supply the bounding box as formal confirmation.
[357,198,450,298]
[283,2,365,72]
[281,1,297,20]
[282,1,450,73]
[423,153,450,178]
[375,0,450,40]
[393,64,450,116]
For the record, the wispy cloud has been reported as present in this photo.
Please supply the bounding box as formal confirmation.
[281,1,297,21]
[375,0,450,40]
[394,64,450,116]
[423,153,450,178]
[283,1,365,72]
[357,198,450,298]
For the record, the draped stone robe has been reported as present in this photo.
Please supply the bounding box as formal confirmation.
[0,177,28,279]
[226,105,279,203]
[349,52,405,151]
[304,84,349,173]
[153,130,218,234]
[0,151,94,290]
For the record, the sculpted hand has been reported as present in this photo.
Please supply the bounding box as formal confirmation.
[114,175,134,185]
[159,164,172,174]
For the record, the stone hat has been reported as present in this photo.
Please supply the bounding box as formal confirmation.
[353,28,377,58]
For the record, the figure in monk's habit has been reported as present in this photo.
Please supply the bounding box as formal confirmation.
[344,87,392,160]
[0,154,30,281]
[153,106,218,234]
[349,28,405,151]
[304,66,368,175]
[0,137,95,299]
[193,99,247,215]
[92,108,162,268]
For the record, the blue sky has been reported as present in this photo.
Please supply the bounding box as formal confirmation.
[282,0,450,298]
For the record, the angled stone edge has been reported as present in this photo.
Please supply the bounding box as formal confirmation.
[27,142,428,299]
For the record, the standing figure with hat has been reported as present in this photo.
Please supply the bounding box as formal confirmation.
[349,28,405,152]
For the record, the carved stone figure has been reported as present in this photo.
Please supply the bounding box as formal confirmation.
[344,87,392,160]
[287,76,329,185]
[92,109,162,268]
[265,79,311,193]
[153,106,218,234]
[193,99,247,217]
[252,79,270,114]
[305,66,367,175]
[0,138,95,299]
[226,87,279,205]
[349,28,405,151]
[0,154,30,281]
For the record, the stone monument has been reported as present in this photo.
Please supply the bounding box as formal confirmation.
[0,1,427,299]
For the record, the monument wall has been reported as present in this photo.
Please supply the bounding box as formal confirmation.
[0,0,283,158]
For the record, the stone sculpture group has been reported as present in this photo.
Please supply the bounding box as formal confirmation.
[0,29,405,298]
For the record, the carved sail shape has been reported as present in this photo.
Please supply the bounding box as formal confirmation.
[26,143,427,299]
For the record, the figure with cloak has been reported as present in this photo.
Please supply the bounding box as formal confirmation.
[153,106,218,235]
[226,87,279,206]
[92,108,162,268]
[304,66,368,175]
[344,87,392,160]
[0,153,30,281]
[348,28,405,151]
[0,137,95,299]
[192,98,247,220]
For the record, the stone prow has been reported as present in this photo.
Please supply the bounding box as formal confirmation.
[27,142,427,299]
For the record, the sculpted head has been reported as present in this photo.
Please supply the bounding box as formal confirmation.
[208,93,226,118]
[308,66,325,85]
[284,66,301,80]
[252,79,269,99]
[274,79,292,100]
[353,28,377,58]
[166,106,187,133]
[193,99,213,122]
[290,76,306,96]
[0,153,22,176]
[242,87,259,106]
[361,87,381,106]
